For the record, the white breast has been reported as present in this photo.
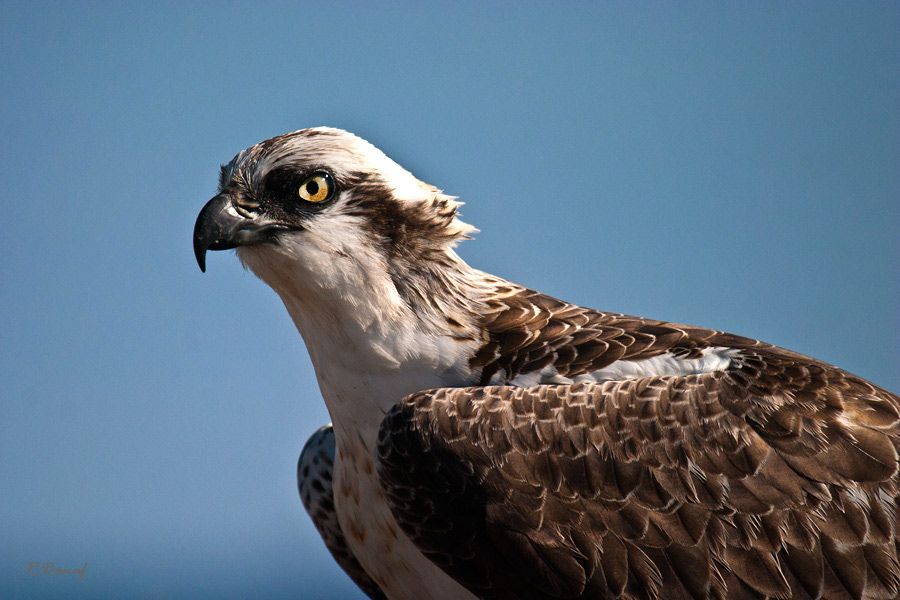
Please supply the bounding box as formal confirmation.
[323,369,478,600]
[332,429,476,599]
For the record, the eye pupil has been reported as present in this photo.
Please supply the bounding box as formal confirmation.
[297,172,333,203]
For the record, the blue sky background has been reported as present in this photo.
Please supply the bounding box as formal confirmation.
[2,2,898,599]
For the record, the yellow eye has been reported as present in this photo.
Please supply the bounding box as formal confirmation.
[298,172,334,203]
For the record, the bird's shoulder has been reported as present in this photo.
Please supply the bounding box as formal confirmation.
[471,284,787,385]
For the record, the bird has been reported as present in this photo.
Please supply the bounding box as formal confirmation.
[193,127,900,600]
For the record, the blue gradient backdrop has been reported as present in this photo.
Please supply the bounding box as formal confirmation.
[2,3,898,598]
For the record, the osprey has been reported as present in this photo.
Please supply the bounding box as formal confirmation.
[194,127,900,600]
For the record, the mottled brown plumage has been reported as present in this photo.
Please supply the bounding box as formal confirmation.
[471,286,767,385]
[378,287,900,600]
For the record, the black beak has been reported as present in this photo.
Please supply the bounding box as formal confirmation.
[193,194,284,272]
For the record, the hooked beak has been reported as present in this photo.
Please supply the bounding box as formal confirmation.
[192,193,285,272]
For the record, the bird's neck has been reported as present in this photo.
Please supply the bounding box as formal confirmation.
[239,241,490,425]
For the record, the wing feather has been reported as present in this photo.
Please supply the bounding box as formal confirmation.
[377,356,900,599]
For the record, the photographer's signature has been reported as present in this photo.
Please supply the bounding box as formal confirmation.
[27,561,86,581]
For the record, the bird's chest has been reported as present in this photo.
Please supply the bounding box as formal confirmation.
[332,433,476,600]
[307,329,481,599]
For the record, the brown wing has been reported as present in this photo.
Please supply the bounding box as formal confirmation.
[377,352,900,600]
[298,425,387,600]
[470,286,772,384]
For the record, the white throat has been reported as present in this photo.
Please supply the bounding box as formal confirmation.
[236,232,481,427]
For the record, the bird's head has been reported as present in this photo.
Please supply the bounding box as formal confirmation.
[194,128,481,335]
[194,127,474,271]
